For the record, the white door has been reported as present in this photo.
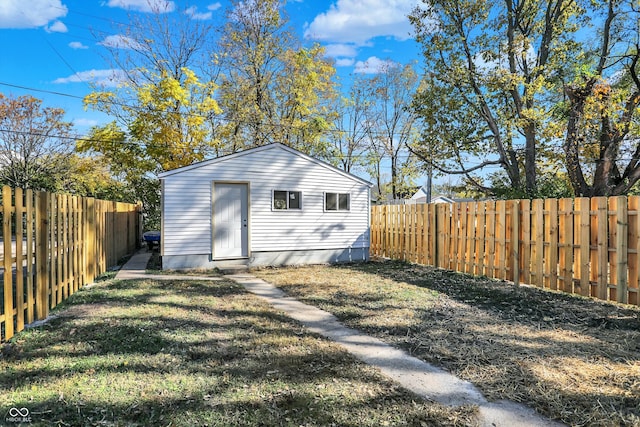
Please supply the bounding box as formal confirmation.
[213,183,248,258]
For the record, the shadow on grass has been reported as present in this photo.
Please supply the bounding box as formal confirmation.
[254,260,640,426]
[328,260,640,360]
[338,261,640,425]
[1,273,479,427]
[4,386,471,427]
[337,260,640,331]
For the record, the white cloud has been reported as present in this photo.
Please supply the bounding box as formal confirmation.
[69,41,88,50]
[0,0,67,29]
[99,34,145,50]
[304,0,416,45]
[185,6,212,20]
[335,58,355,67]
[73,118,99,128]
[53,69,127,87]
[45,20,67,33]
[106,0,175,13]
[324,43,358,58]
[207,3,222,11]
[354,56,397,74]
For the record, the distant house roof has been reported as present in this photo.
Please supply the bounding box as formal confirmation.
[431,195,456,204]
[410,186,480,204]
[410,187,428,200]
[396,185,421,199]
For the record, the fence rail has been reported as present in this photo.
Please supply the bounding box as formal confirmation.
[371,197,640,306]
[1,186,141,342]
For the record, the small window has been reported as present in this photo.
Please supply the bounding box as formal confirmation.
[273,190,302,210]
[325,192,350,211]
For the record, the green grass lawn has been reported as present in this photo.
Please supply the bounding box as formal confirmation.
[0,274,476,426]
[255,261,640,427]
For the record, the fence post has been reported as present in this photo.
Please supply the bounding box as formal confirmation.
[2,186,14,340]
[532,199,544,287]
[489,202,497,277]
[35,191,49,321]
[15,188,24,333]
[389,205,395,259]
[575,197,591,297]
[475,202,486,276]
[544,199,556,290]
[86,198,96,284]
[595,197,609,300]
[466,202,476,274]
[54,194,62,306]
[436,203,446,269]
[111,200,117,267]
[25,189,34,324]
[615,196,628,304]
[512,200,520,286]
[628,196,639,305]
[496,201,507,280]
[452,204,460,271]
[432,203,439,268]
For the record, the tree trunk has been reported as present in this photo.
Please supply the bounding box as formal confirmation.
[425,164,432,204]
[391,159,397,200]
[591,114,619,196]
[564,84,593,196]
[524,124,537,196]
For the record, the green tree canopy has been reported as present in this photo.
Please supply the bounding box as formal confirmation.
[84,68,222,173]
[410,0,640,197]
[0,93,75,191]
[215,0,337,157]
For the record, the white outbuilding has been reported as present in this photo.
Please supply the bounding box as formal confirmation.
[158,143,372,269]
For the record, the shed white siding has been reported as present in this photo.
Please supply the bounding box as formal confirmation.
[160,144,371,265]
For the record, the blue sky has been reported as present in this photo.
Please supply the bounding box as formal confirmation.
[0,0,422,133]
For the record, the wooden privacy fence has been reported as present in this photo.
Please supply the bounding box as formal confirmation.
[371,197,640,307]
[0,186,141,342]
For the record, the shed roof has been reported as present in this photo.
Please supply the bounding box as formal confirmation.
[158,143,373,187]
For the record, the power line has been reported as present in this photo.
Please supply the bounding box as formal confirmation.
[0,127,134,145]
[4,81,629,167]
[0,80,218,122]
[51,4,172,36]
[0,82,85,101]
[0,127,424,161]
[51,26,106,46]
[41,33,82,83]
[0,81,426,139]
[10,127,624,167]
[49,3,220,50]
[52,5,132,28]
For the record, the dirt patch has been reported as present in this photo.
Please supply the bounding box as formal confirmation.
[254,261,640,427]
[145,251,222,277]
[54,303,113,319]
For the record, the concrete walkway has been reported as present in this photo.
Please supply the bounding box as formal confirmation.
[115,251,564,427]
